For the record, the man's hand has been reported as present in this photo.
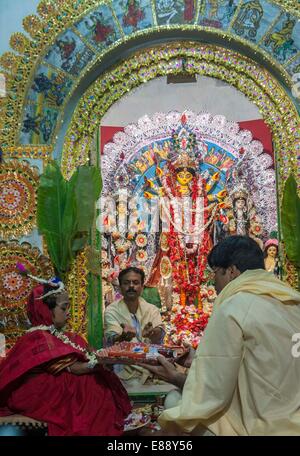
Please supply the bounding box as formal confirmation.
[142,322,153,339]
[138,355,187,389]
[142,323,163,344]
[174,346,196,369]
[120,323,136,342]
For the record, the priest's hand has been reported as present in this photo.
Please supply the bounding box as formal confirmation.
[138,356,187,389]
[174,346,196,368]
[120,323,136,342]
[142,323,163,344]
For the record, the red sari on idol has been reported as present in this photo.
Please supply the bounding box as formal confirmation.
[0,286,131,436]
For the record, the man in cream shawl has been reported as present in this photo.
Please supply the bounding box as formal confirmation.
[104,267,165,384]
[145,236,300,435]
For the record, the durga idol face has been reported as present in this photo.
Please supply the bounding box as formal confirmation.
[176,169,193,186]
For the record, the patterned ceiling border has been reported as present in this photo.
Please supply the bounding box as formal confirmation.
[0,0,299,148]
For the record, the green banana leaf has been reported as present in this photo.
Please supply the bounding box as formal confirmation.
[60,169,78,273]
[141,287,162,308]
[37,162,67,276]
[74,165,102,232]
[281,174,300,270]
[37,161,102,278]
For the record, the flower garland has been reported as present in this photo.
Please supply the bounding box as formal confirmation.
[163,169,211,305]
[114,236,132,254]
[162,284,216,348]
[27,325,98,367]
[160,195,218,243]
[163,303,210,348]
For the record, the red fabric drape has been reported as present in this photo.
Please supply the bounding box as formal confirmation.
[100,126,124,154]
[0,330,131,435]
[27,285,53,326]
[0,286,131,435]
[239,119,273,163]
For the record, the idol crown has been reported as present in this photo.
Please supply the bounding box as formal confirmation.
[171,114,198,169]
[173,150,197,170]
[230,182,249,200]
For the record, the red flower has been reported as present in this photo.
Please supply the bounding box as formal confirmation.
[219,215,229,224]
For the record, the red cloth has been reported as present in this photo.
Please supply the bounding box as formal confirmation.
[0,286,131,436]
[100,126,124,154]
[238,119,273,162]
[27,285,53,326]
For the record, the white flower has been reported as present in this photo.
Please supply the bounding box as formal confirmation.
[27,325,97,366]
[135,234,147,248]
[136,249,148,262]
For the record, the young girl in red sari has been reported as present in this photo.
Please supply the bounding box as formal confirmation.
[0,283,131,436]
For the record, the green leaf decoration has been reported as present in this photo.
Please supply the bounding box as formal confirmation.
[85,246,102,276]
[37,161,102,279]
[269,230,278,240]
[141,286,161,308]
[71,236,88,253]
[281,174,300,269]
[74,165,102,232]
[37,162,67,276]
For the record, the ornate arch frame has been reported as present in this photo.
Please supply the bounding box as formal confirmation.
[0,0,299,346]
[1,0,299,153]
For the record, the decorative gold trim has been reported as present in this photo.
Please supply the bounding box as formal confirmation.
[62,41,298,175]
[71,26,99,54]
[67,249,88,338]
[0,0,298,148]
[23,14,46,41]
[271,0,300,17]
[107,0,126,38]
[227,0,243,31]
[0,160,40,239]
[150,0,158,27]
[43,61,78,82]
[195,0,204,23]
[1,145,52,161]
[284,50,300,68]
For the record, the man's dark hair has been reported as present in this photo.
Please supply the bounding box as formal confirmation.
[118,267,145,285]
[208,235,264,273]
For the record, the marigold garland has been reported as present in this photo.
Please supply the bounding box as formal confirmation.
[166,170,211,306]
